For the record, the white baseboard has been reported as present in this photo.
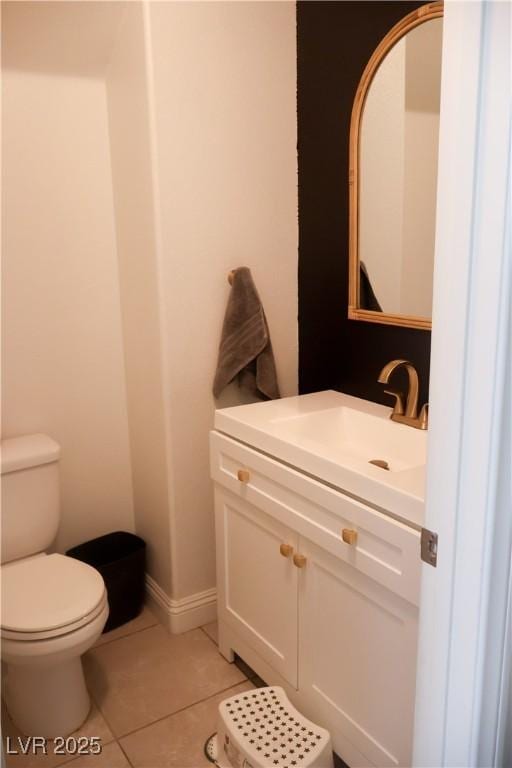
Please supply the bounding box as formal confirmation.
[145,575,217,634]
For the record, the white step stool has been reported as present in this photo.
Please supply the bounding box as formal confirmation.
[212,686,334,768]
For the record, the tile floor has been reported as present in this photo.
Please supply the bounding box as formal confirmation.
[2,609,266,768]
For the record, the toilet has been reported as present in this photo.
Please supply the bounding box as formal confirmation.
[1,434,109,737]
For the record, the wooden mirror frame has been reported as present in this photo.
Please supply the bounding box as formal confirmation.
[348,1,443,330]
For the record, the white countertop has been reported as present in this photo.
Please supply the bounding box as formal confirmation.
[214,390,427,527]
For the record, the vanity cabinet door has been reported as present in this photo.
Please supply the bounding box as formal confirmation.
[297,536,418,768]
[215,487,299,687]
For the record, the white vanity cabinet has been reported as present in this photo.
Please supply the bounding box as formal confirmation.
[211,429,422,768]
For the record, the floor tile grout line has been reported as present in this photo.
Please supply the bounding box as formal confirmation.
[61,621,242,765]
[84,680,118,753]
[1,697,117,768]
[94,621,159,650]
[199,625,218,648]
[89,622,229,728]
[90,621,229,744]
[116,737,135,768]
[115,678,251,743]
[56,739,129,768]
[196,628,264,685]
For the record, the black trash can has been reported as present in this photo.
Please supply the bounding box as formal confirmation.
[67,531,146,633]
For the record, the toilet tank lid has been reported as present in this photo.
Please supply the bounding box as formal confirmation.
[1,434,61,474]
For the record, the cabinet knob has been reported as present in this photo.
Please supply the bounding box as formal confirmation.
[280,543,294,558]
[293,553,307,569]
[237,469,250,484]
[342,528,358,546]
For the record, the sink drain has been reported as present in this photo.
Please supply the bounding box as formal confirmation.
[369,459,390,470]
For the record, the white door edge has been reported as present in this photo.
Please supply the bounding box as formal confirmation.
[413,1,512,766]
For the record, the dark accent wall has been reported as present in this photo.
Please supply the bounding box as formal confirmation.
[297,1,431,406]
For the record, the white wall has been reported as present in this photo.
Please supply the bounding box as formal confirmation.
[105,4,173,595]
[148,0,298,600]
[1,1,123,79]
[1,67,134,552]
[2,1,298,620]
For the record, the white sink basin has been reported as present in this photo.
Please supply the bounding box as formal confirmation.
[271,404,426,473]
[214,390,427,526]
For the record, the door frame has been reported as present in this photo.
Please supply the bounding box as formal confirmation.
[413,1,511,766]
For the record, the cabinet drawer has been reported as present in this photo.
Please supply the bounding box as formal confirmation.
[211,431,421,605]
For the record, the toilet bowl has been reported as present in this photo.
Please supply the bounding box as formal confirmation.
[1,552,108,737]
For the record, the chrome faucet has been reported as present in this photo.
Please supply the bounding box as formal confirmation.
[377,359,428,430]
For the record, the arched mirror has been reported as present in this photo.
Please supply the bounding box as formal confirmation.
[348,2,443,329]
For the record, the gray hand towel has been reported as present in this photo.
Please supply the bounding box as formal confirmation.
[213,267,280,400]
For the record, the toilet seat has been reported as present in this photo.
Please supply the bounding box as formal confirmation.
[1,553,107,641]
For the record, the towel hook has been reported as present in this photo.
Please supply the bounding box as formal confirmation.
[228,270,236,286]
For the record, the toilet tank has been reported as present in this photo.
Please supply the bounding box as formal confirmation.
[1,434,61,564]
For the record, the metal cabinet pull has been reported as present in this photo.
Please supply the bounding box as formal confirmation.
[237,469,250,483]
[293,553,307,569]
[342,528,358,546]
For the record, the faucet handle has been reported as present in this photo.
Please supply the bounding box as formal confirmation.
[418,403,429,430]
[384,388,405,416]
